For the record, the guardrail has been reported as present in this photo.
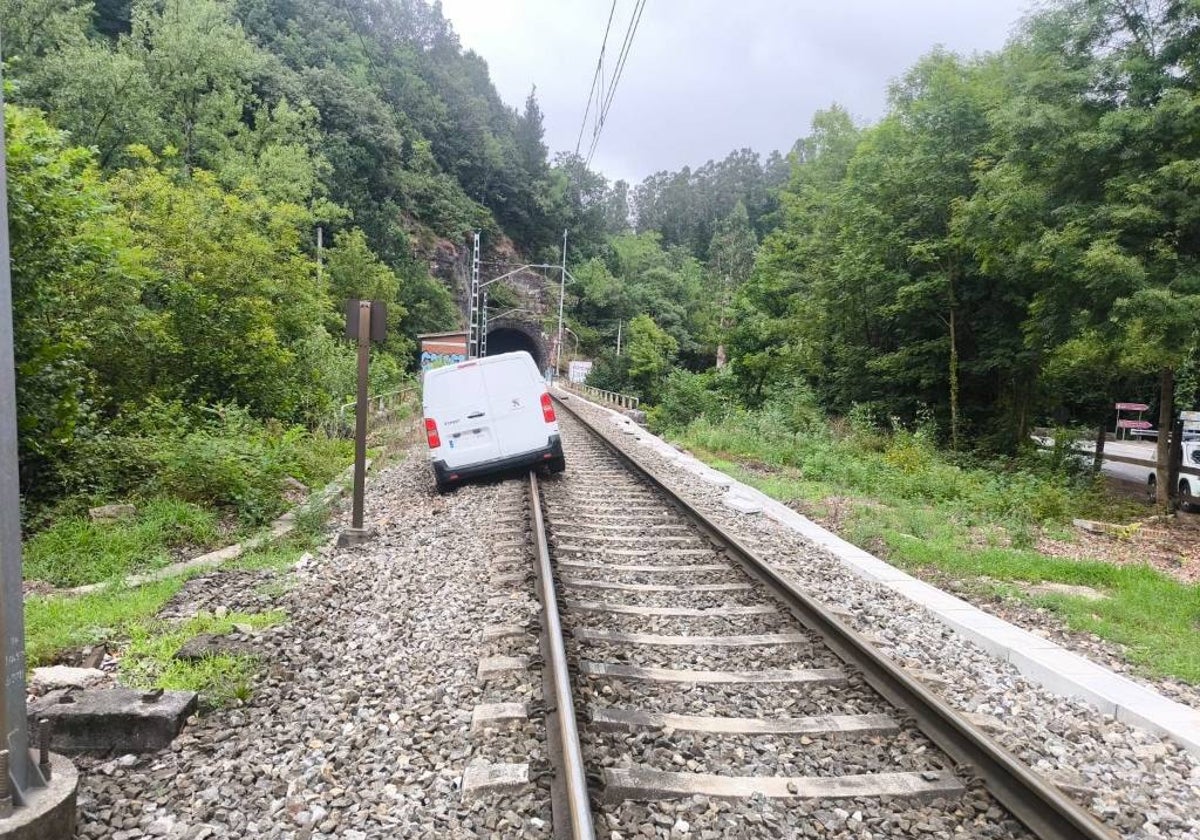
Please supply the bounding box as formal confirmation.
[562,380,640,410]
[334,386,416,436]
[1033,437,1200,479]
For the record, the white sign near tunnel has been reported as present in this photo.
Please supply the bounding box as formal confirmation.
[569,360,592,384]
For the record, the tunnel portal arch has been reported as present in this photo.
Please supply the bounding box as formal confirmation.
[485,319,548,372]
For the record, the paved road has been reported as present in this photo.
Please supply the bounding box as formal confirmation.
[1036,437,1154,488]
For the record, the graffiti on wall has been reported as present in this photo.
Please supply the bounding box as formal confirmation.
[420,350,467,370]
[419,332,469,372]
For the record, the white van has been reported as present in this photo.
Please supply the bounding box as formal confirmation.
[422,351,565,492]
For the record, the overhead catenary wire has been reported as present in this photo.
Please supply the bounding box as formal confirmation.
[584,0,647,169]
[574,0,619,157]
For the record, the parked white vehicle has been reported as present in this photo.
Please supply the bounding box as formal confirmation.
[422,351,564,493]
[1146,440,1200,509]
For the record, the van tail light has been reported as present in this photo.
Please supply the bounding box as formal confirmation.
[424,418,441,448]
[540,393,556,423]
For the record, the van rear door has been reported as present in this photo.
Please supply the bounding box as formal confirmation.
[424,362,503,468]
[482,355,553,458]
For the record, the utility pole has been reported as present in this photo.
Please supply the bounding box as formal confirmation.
[616,320,622,356]
[556,229,567,379]
[316,226,323,286]
[468,232,481,359]
[0,39,78,836]
[0,41,33,803]
[480,289,488,358]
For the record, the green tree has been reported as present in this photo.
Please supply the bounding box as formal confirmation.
[625,314,679,404]
[5,104,156,490]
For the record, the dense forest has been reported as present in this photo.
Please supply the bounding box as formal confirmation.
[1,0,638,514]
[5,0,1200,516]
[574,0,1200,495]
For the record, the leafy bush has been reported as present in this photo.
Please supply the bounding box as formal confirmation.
[650,369,735,431]
[152,406,351,525]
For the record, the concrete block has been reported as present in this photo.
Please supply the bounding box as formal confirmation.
[0,753,77,840]
[461,761,529,799]
[30,666,110,693]
[471,702,528,731]
[928,607,1058,659]
[723,492,763,515]
[884,579,976,613]
[29,689,197,753]
[477,655,528,680]
[336,527,375,547]
[1005,648,1119,715]
[693,469,734,488]
[482,623,527,642]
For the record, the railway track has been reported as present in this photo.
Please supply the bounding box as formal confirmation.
[524,398,1116,839]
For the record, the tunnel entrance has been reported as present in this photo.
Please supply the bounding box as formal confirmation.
[486,324,547,371]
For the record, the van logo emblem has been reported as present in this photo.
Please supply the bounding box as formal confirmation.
[512,398,522,408]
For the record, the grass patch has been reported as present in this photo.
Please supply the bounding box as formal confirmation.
[677,418,1200,684]
[24,498,221,588]
[25,579,184,666]
[121,610,287,706]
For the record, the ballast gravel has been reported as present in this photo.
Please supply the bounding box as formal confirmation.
[545,430,1035,839]
[558,397,1200,839]
[74,449,553,839]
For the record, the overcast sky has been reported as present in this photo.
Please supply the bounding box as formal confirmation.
[436,0,1035,184]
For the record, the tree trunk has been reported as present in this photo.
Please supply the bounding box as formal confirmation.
[1155,367,1175,508]
[1092,421,1106,475]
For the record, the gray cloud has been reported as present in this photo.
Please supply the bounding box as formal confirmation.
[438,0,1033,183]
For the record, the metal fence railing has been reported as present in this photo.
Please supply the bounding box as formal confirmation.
[562,380,640,411]
[334,386,416,436]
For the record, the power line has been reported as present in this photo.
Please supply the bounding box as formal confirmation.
[574,0,618,157]
[585,0,647,169]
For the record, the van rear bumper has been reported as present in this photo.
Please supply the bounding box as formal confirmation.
[433,435,563,485]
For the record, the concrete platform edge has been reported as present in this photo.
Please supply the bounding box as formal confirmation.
[554,387,1200,756]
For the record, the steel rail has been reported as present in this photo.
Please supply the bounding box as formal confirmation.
[554,396,1116,840]
[528,472,596,840]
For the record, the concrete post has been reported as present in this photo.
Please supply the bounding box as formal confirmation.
[0,41,78,839]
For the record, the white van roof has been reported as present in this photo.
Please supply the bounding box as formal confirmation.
[424,350,537,380]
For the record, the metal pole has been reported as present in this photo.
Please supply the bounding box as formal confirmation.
[316,225,323,287]
[481,289,488,358]
[556,229,567,379]
[0,56,36,799]
[351,301,371,530]
[616,319,622,355]
[469,232,481,359]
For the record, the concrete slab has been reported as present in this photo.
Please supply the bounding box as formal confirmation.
[29,689,197,753]
[579,661,846,685]
[477,655,528,680]
[603,767,964,802]
[567,600,777,617]
[574,629,809,648]
[336,527,375,547]
[482,624,528,642]
[29,666,110,693]
[722,493,763,515]
[0,753,77,840]
[460,761,530,800]
[591,708,897,736]
[470,702,528,731]
[884,579,976,613]
[559,578,751,593]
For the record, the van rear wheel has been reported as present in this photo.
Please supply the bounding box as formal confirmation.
[548,455,566,475]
